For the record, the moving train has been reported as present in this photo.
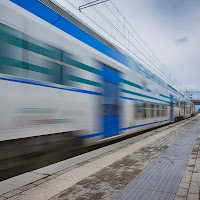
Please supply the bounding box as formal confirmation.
[0,0,195,179]
[0,0,195,143]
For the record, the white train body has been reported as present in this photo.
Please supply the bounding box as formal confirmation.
[0,0,195,144]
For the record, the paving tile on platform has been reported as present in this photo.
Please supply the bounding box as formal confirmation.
[175,188,188,198]
[189,181,200,194]
[191,173,200,182]
[178,182,190,189]
[181,177,191,184]
[187,193,199,200]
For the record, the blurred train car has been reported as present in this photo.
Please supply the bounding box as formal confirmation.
[0,0,195,180]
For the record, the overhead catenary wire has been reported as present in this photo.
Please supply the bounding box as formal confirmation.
[62,0,185,92]
[108,1,188,93]
[109,1,184,87]
[66,0,179,88]
[79,0,109,11]
[83,0,177,87]
[80,6,173,85]
[103,1,187,92]
[103,2,173,77]
[64,0,174,85]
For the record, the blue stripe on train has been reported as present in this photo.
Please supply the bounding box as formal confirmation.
[0,75,170,102]
[120,119,169,131]
[0,76,101,95]
[121,96,169,105]
[81,119,170,139]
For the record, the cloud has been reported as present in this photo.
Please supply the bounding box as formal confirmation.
[175,36,189,46]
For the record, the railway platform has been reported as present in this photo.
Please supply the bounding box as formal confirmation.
[0,116,200,200]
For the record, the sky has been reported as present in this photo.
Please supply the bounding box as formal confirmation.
[112,0,200,91]
[55,0,200,94]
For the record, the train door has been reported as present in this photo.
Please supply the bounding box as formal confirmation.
[170,95,174,121]
[102,65,120,138]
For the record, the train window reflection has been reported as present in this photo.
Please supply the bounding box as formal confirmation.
[150,104,154,117]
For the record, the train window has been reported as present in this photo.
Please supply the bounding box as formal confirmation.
[28,54,60,84]
[146,70,151,80]
[142,82,148,91]
[135,101,147,119]
[161,105,165,116]
[160,105,164,116]
[143,68,149,79]
[25,36,61,61]
[135,102,167,119]
[159,79,163,87]
[141,102,147,118]
[135,102,138,118]
[145,103,150,118]
[150,104,155,118]
[146,103,149,117]
[0,23,61,62]
[186,107,189,114]
[0,23,22,39]
[61,66,75,87]
[0,24,24,78]
[152,74,157,84]
[180,101,184,108]
[160,105,167,117]
[148,70,154,81]
[143,103,147,118]
[155,76,160,85]
[162,81,165,88]
[0,56,25,78]
[135,63,141,74]
[138,64,146,77]
[0,45,24,78]
[158,78,162,86]
[135,102,142,119]
[146,70,150,79]
[127,53,165,88]
[156,105,160,117]
[103,81,119,116]
[129,58,140,73]
[164,105,167,116]
[0,23,62,84]
[62,52,82,70]
[174,99,179,107]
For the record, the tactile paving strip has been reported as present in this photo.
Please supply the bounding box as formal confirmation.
[113,119,200,200]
